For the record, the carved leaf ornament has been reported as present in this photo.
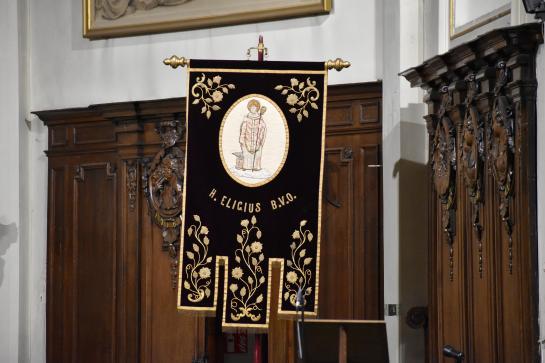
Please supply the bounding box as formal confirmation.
[490,61,515,273]
[143,120,185,288]
[461,74,485,277]
[431,86,457,281]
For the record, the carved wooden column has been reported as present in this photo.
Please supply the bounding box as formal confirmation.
[142,119,185,289]
[401,23,542,363]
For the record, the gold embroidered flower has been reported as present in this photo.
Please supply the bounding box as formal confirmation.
[198,267,211,279]
[290,78,299,87]
[250,241,263,253]
[232,267,244,280]
[286,94,298,106]
[229,284,238,293]
[200,226,209,235]
[213,75,222,84]
[286,271,298,284]
[212,90,224,103]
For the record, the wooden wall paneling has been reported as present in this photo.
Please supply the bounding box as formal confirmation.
[118,158,141,362]
[46,166,66,362]
[358,144,381,319]
[72,161,118,363]
[401,23,542,363]
[38,82,383,362]
[319,83,383,322]
[140,198,202,363]
[320,146,355,319]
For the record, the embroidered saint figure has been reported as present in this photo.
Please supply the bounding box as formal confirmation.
[237,99,267,171]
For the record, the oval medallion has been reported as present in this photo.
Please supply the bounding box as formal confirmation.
[219,94,289,187]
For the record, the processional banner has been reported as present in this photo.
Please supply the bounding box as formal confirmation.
[178,59,327,330]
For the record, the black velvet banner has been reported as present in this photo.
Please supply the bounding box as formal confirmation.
[177,59,327,331]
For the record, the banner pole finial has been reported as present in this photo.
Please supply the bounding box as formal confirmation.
[325,58,351,71]
[163,55,189,68]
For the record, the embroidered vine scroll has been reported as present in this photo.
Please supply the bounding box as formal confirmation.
[177,59,327,331]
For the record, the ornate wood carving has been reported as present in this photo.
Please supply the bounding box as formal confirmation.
[489,60,515,274]
[431,86,457,281]
[126,160,138,211]
[143,119,185,289]
[401,23,542,363]
[461,73,485,277]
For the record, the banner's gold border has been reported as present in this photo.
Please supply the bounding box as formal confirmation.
[177,65,327,329]
[189,68,327,75]
[277,67,326,319]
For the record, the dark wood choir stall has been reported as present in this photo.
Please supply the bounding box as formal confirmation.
[36,82,384,363]
[402,23,542,363]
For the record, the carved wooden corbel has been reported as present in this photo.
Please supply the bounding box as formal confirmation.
[489,60,515,274]
[460,73,485,277]
[143,119,185,288]
[431,85,457,281]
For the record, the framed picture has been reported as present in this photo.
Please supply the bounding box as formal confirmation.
[83,0,331,39]
[449,0,510,40]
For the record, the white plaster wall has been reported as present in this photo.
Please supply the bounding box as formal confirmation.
[30,0,381,111]
[0,1,22,363]
[380,0,401,361]
[381,0,433,362]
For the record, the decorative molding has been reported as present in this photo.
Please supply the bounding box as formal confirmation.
[431,86,457,282]
[143,119,185,289]
[341,146,353,162]
[461,73,485,277]
[126,160,138,211]
[489,60,515,274]
[75,162,117,182]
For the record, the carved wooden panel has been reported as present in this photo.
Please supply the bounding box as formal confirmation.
[320,130,383,321]
[360,101,381,125]
[320,147,355,319]
[51,126,68,146]
[140,203,201,363]
[73,162,117,363]
[46,167,66,362]
[401,23,542,363]
[73,122,116,145]
[327,102,353,127]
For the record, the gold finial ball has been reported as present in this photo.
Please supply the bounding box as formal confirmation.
[163,55,189,69]
[325,58,351,72]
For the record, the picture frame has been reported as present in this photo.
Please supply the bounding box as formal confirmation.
[449,0,510,40]
[83,0,332,39]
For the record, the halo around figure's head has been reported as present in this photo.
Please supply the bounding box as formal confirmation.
[247,99,261,111]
